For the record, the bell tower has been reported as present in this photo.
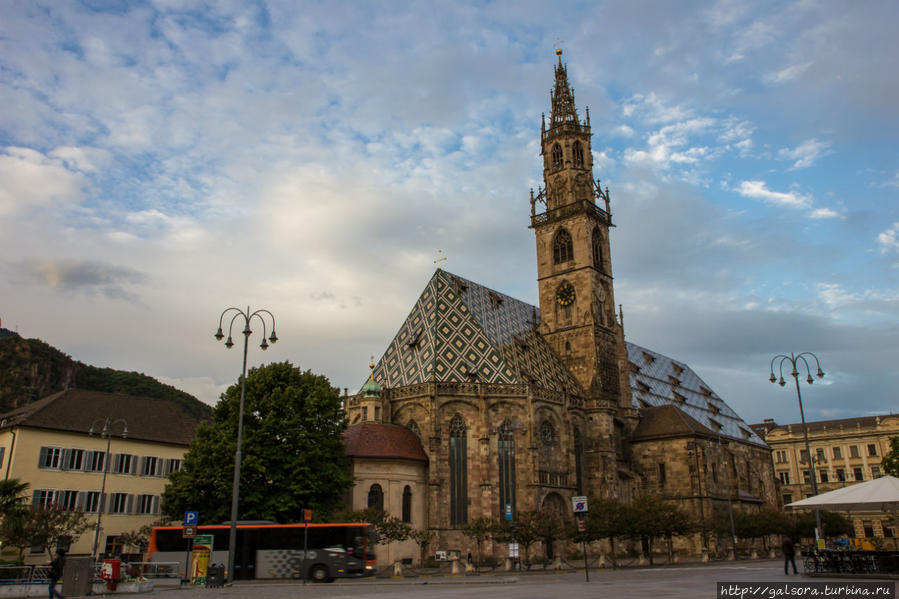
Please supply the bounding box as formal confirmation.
[530,50,630,410]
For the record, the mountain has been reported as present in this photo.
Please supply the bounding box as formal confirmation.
[0,329,212,421]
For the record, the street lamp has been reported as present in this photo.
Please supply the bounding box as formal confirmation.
[769,352,825,547]
[88,417,128,561]
[214,307,278,583]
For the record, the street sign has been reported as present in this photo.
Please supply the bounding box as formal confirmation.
[572,496,588,513]
[505,504,512,521]
[182,525,196,538]
[576,519,586,533]
[509,542,519,558]
[304,509,312,521]
[184,511,199,525]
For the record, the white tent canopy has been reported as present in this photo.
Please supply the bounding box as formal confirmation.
[786,475,899,511]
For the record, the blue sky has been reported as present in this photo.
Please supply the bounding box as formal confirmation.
[1,0,897,427]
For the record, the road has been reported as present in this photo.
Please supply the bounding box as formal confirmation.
[132,560,896,599]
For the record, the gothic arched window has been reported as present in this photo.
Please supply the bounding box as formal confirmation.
[573,428,584,494]
[572,141,584,168]
[402,485,412,523]
[498,420,516,519]
[551,144,563,170]
[449,414,468,525]
[367,483,384,511]
[592,227,603,271]
[553,228,573,264]
[540,420,555,447]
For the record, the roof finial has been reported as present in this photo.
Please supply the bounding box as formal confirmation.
[433,249,447,268]
[369,355,375,380]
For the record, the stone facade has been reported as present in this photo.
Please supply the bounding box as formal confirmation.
[344,52,776,563]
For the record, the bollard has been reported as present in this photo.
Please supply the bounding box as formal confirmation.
[393,561,403,577]
[504,557,513,571]
[702,549,710,563]
[728,548,735,561]
[598,553,606,568]
[552,556,562,570]
[769,549,776,559]
[751,549,758,560]
[451,558,462,575]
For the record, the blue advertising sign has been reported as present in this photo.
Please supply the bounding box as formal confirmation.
[505,504,512,521]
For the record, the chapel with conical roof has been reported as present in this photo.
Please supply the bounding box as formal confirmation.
[343,51,776,563]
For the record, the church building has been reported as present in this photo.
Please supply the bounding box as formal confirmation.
[343,52,776,563]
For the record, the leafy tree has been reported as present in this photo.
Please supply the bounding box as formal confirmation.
[0,508,33,562]
[23,506,94,559]
[461,517,494,567]
[331,507,410,546]
[162,362,352,523]
[578,498,628,568]
[495,510,560,569]
[118,519,172,555]
[408,528,435,565]
[881,437,899,477]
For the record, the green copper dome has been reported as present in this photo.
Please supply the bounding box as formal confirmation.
[361,377,381,398]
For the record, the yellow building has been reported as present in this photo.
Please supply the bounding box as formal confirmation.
[752,415,899,544]
[0,389,198,561]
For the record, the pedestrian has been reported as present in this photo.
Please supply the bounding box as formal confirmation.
[467,551,472,565]
[782,537,798,575]
[48,548,66,599]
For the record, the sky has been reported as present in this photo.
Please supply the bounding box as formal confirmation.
[1,0,897,428]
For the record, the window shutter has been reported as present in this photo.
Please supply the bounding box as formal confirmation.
[163,459,172,476]
[140,456,148,476]
[130,455,138,475]
[152,495,160,515]
[99,493,107,513]
[113,454,122,473]
[77,492,86,511]
[32,492,41,508]
[125,494,134,514]
[60,449,70,470]
[82,451,93,472]
[38,447,48,468]
[0,446,5,469]
[155,458,164,477]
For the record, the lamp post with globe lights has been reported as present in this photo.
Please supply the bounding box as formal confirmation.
[769,352,825,547]
[214,307,278,583]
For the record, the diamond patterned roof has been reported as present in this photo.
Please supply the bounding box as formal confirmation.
[370,269,581,394]
[627,342,767,447]
[363,269,764,447]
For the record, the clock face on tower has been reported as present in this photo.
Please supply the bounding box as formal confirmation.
[556,282,576,306]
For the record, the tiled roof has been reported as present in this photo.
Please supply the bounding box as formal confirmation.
[0,389,198,446]
[363,269,764,447]
[344,424,428,463]
[368,269,581,395]
[627,343,767,447]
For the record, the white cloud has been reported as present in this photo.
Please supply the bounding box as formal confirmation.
[620,92,692,125]
[766,61,814,84]
[611,125,635,137]
[778,138,832,170]
[878,223,899,253]
[809,207,842,219]
[0,147,86,216]
[737,180,812,207]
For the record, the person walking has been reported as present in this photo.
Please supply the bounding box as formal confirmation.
[782,537,798,575]
[48,548,66,599]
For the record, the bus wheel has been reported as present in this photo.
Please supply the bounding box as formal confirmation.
[310,564,330,583]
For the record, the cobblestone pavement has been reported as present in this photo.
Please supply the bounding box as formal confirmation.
[120,560,896,599]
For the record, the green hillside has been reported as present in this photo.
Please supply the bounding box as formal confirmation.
[0,330,212,421]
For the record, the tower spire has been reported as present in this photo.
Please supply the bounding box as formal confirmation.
[550,49,579,128]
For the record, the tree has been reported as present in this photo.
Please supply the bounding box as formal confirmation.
[579,498,629,568]
[0,508,33,562]
[881,437,899,477]
[331,507,410,546]
[118,519,172,555]
[162,362,353,523]
[408,528,435,565]
[461,517,494,568]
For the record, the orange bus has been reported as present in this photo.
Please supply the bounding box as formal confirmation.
[148,522,376,581]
